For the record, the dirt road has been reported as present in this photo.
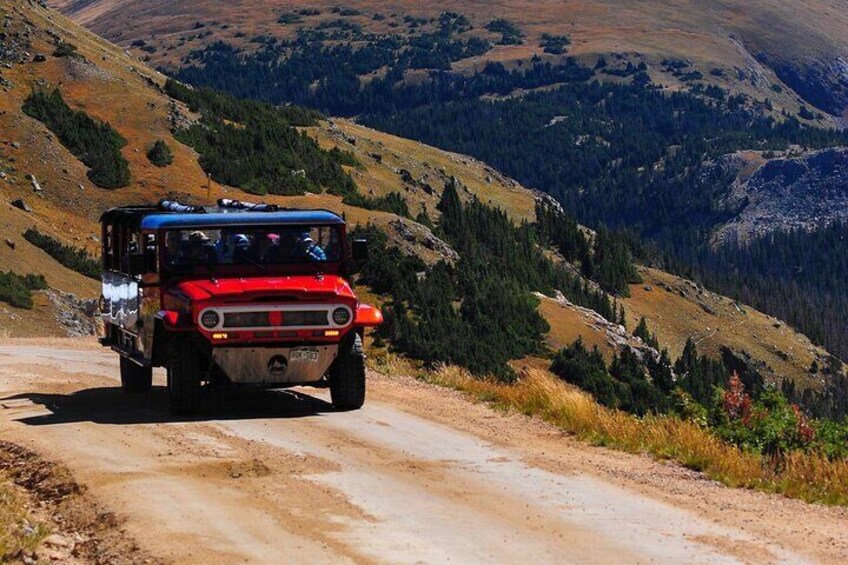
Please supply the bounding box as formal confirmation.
[0,339,846,564]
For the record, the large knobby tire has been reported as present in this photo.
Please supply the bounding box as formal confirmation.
[329,333,366,411]
[167,338,203,415]
[120,356,152,393]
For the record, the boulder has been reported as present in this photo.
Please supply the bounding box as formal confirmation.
[11,198,31,212]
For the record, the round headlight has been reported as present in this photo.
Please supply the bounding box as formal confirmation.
[200,310,220,329]
[332,307,351,326]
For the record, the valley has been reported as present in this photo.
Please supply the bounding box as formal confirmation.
[1,1,848,561]
[42,0,848,361]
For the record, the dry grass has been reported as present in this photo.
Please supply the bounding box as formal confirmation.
[427,364,848,506]
[536,294,618,360]
[307,119,538,224]
[367,348,420,377]
[0,478,47,559]
[623,267,828,389]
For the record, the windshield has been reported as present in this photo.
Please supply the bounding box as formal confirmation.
[163,225,342,269]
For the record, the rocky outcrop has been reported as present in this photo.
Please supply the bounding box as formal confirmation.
[388,218,459,263]
[47,290,98,337]
[713,147,848,244]
[536,291,662,363]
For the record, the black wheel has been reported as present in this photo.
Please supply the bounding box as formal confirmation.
[167,338,203,415]
[329,333,366,411]
[120,356,152,393]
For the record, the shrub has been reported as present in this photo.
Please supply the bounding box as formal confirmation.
[22,89,129,188]
[343,191,410,217]
[485,19,524,45]
[539,33,570,55]
[277,13,303,25]
[147,140,174,167]
[671,389,709,427]
[0,271,47,310]
[52,42,78,58]
[715,375,817,456]
[23,229,100,280]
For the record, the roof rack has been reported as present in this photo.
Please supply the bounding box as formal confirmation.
[158,199,207,214]
[217,198,280,212]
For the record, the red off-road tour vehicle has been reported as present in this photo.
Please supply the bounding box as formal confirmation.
[98,199,382,414]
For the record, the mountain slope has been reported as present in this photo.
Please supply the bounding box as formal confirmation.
[0,0,837,391]
[51,0,848,122]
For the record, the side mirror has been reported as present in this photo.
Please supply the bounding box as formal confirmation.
[127,252,146,276]
[352,239,369,262]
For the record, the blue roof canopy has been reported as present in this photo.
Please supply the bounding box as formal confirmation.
[140,210,344,230]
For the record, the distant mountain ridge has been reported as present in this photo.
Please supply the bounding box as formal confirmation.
[50,0,848,122]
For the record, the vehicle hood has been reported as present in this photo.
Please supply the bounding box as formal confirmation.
[171,275,356,303]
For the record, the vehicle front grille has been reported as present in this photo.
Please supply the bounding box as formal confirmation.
[222,309,329,328]
[224,311,270,328]
[280,310,329,327]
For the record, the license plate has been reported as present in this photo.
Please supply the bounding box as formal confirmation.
[290,349,319,363]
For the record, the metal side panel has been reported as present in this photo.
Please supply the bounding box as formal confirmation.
[212,346,339,385]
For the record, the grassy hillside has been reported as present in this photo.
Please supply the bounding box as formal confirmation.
[0,0,838,395]
[51,0,848,122]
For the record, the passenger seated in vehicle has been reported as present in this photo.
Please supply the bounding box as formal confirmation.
[215,230,250,263]
[184,231,215,264]
[250,232,281,263]
[296,232,327,262]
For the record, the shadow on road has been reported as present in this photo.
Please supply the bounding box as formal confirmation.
[1,386,336,426]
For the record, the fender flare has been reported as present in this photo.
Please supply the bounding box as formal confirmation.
[354,303,383,327]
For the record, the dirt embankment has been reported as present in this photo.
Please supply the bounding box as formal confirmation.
[0,439,156,564]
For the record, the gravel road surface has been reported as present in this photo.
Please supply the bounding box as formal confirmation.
[0,339,846,564]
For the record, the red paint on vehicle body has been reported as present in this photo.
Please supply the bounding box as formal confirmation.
[355,304,384,327]
[174,275,357,302]
[163,275,368,346]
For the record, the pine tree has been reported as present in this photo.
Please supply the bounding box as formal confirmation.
[147,140,174,167]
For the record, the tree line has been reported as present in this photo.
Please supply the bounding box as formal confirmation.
[355,181,630,379]
[660,221,848,363]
